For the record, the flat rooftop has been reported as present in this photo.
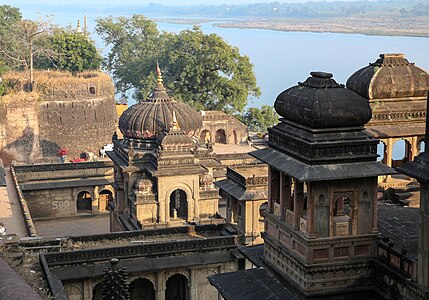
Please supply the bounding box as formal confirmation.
[231,165,268,178]
[378,201,419,260]
[212,143,256,154]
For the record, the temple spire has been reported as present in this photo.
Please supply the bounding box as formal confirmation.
[76,19,82,33]
[156,60,163,85]
[172,110,180,129]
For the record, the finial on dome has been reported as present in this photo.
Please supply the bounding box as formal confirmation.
[172,110,180,129]
[156,60,163,84]
[76,19,82,33]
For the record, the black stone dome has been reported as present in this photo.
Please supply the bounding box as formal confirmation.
[119,68,202,139]
[274,72,372,129]
[346,53,429,100]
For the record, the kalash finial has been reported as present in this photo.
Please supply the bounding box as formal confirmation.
[156,60,163,84]
[76,19,82,33]
[172,110,180,130]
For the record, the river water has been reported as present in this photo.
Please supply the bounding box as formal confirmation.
[18,7,429,108]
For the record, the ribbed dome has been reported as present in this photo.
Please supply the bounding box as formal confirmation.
[274,72,372,129]
[119,66,202,139]
[346,53,429,100]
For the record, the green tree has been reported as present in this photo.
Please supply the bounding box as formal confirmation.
[96,16,260,114]
[243,105,279,132]
[36,29,101,72]
[96,15,160,99]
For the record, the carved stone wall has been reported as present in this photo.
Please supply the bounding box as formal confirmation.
[200,110,248,145]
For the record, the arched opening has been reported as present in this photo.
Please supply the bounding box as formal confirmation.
[166,274,189,300]
[170,189,188,220]
[419,140,425,153]
[215,129,226,144]
[130,278,155,300]
[259,202,268,233]
[392,140,406,167]
[200,129,211,144]
[377,142,384,162]
[99,189,113,211]
[92,283,102,300]
[77,191,92,214]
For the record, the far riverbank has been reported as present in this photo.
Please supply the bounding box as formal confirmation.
[214,17,429,38]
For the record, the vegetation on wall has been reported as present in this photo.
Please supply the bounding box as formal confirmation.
[0,5,101,91]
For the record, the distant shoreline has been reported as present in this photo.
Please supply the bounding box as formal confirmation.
[155,17,429,38]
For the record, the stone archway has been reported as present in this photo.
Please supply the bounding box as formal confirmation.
[92,283,102,300]
[165,274,189,300]
[215,129,226,144]
[77,191,92,214]
[99,189,113,211]
[129,278,155,300]
[170,189,188,220]
[200,129,211,144]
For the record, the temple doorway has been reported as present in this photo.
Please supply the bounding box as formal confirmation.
[165,274,189,300]
[170,189,188,220]
[77,191,92,214]
[129,278,155,300]
[215,129,226,144]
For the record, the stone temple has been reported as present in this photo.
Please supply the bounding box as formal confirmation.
[1,56,429,300]
[108,65,221,230]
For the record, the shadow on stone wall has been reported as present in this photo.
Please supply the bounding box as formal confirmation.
[4,126,60,163]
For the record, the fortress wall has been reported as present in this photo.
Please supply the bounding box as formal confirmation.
[38,96,117,158]
[0,92,40,163]
[0,71,117,161]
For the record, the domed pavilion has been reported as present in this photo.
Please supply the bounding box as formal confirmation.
[347,53,429,188]
[250,71,393,296]
[107,64,220,230]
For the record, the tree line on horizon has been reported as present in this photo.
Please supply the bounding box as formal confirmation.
[138,0,429,19]
[0,5,278,132]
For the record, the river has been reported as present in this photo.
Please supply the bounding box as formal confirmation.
[16,6,429,107]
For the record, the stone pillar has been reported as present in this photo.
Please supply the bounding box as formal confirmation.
[83,279,93,300]
[279,173,285,220]
[411,136,419,161]
[384,138,393,180]
[418,183,429,288]
[155,272,165,300]
[92,186,99,214]
[293,179,304,228]
[372,176,378,233]
[189,269,198,300]
[268,166,273,213]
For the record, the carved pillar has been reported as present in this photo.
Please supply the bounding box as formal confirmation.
[293,179,304,228]
[282,174,291,220]
[268,166,273,213]
[411,136,419,161]
[418,183,429,288]
[92,186,99,214]
[189,269,198,300]
[155,272,165,300]
[384,138,393,181]
[372,176,378,233]
[279,173,285,220]
[83,278,93,300]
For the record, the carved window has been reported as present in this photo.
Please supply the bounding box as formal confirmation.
[89,86,96,94]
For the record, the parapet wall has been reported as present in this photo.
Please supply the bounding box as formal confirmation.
[0,71,117,162]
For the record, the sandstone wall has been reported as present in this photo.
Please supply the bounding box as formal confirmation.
[0,71,117,162]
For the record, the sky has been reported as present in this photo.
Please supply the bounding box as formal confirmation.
[1,0,361,6]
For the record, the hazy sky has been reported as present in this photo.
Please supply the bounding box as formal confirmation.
[2,0,361,6]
